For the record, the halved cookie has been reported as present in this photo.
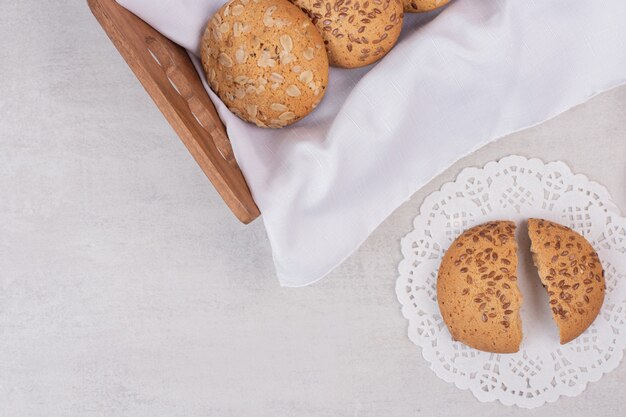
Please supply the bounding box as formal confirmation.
[528,219,605,344]
[437,221,522,353]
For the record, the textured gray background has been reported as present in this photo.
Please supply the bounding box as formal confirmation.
[1,1,625,416]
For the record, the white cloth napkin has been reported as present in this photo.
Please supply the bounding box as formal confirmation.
[117,0,626,287]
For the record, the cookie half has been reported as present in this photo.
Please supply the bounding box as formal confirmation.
[201,0,329,128]
[289,0,404,68]
[528,219,605,344]
[437,221,523,353]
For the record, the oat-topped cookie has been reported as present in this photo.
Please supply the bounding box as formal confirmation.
[289,0,404,68]
[528,219,605,344]
[201,0,329,128]
[437,221,523,353]
[403,0,449,13]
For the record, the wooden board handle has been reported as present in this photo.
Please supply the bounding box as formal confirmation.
[87,0,260,224]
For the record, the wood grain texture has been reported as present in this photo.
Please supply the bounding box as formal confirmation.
[87,0,260,224]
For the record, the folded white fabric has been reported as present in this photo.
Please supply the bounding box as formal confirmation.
[117,0,626,287]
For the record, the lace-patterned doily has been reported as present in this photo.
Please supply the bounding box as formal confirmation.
[396,155,626,408]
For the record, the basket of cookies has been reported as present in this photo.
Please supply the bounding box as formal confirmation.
[89,0,626,287]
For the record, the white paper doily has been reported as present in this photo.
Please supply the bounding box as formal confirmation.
[396,155,626,408]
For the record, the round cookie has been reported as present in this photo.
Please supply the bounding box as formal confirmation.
[528,219,605,344]
[437,221,522,354]
[289,0,404,68]
[201,0,329,128]
[403,0,449,13]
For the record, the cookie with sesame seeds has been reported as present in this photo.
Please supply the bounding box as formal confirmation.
[528,219,605,344]
[403,0,449,13]
[289,0,404,68]
[201,0,329,128]
[437,221,523,354]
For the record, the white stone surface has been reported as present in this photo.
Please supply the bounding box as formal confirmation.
[0,1,625,416]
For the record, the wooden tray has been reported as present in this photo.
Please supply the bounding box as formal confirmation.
[87,0,261,224]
